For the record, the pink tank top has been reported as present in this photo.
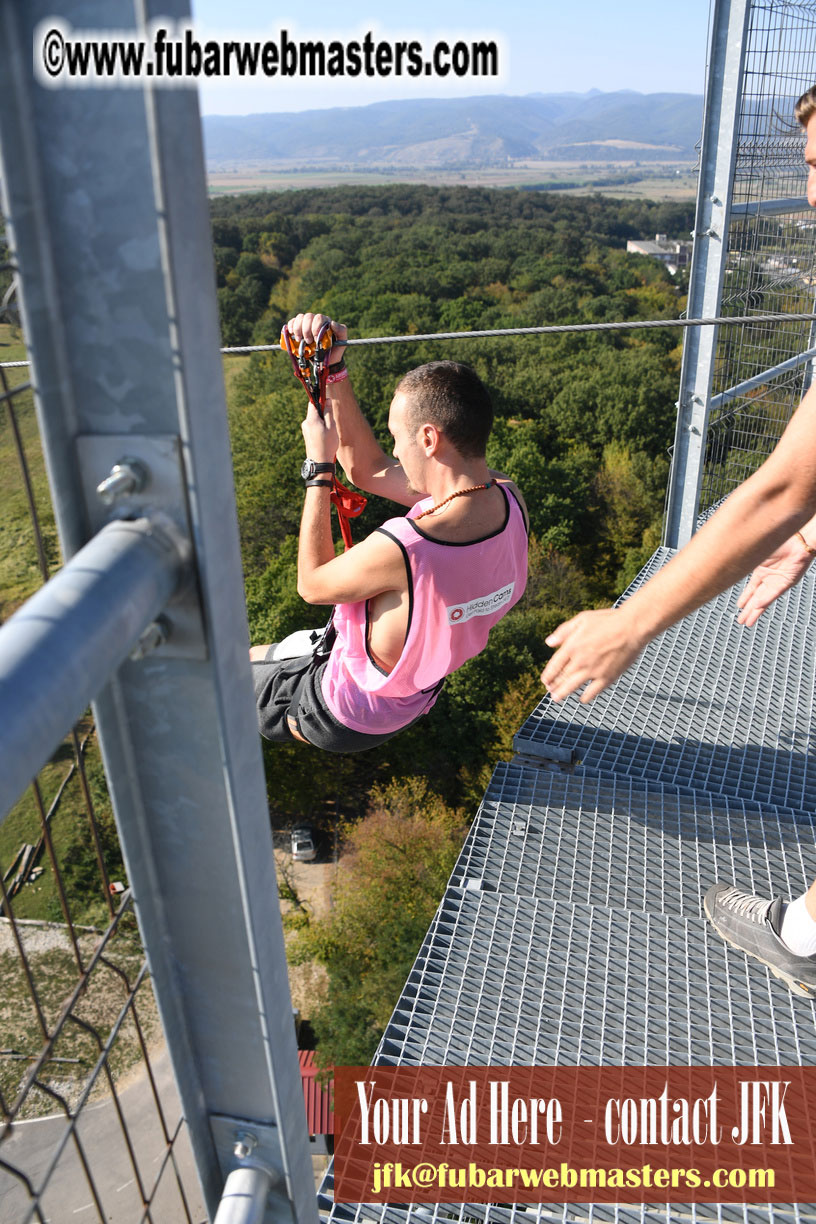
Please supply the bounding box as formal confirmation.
[321,485,528,734]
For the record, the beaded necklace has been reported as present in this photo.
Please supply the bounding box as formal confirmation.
[414,479,495,520]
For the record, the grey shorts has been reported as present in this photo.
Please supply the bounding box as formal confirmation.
[252,645,402,754]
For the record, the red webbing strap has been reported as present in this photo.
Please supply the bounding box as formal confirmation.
[330,477,367,550]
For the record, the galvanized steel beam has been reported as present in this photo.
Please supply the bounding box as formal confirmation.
[664,0,751,548]
[0,2,317,1220]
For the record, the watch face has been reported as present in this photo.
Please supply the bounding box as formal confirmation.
[301,459,315,480]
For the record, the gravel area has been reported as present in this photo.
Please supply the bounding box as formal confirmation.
[0,917,100,955]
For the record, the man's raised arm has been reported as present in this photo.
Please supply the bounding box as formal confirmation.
[286,312,416,506]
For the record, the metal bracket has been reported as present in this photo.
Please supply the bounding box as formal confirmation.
[75,434,208,660]
[210,1114,290,1220]
[512,736,575,765]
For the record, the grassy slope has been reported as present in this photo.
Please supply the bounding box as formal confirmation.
[0,323,79,923]
[0,324,59,621]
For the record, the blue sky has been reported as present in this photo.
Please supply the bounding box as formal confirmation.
[189,0,714,115]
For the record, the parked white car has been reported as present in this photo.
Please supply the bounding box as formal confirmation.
[291,825,317,862]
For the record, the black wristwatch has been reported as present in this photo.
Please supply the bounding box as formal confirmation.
[301,459,335,481]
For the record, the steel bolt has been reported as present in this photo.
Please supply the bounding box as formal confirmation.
[129,618,169,662]
[96,459,147,506]
[234,1131,258,1161]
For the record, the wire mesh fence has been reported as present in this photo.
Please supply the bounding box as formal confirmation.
[0,331,204,1222]
[700,0,816,512]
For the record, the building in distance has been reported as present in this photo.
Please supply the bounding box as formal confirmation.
[627,233,693,275]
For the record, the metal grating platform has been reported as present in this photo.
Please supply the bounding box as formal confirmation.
[515,550,816,811]
[321,1198,816,1224]
[321,887,816,1224]
[321,557,816,1224]
[616,546,676,596]
[375,890,816,1068]
[450,763,816,917]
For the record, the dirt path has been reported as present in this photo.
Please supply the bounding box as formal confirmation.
[274,845,338,1018]
[275,849,337,920]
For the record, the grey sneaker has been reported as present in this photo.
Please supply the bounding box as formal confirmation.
[704,883,816,998]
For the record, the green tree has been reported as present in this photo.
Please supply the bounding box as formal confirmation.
[592,442,669,591]
[293,779,466,1065]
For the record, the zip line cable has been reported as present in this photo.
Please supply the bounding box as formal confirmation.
[4,310,816,368]
[223,311,816,353]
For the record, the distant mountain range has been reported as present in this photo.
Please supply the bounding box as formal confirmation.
[202,90,704,168]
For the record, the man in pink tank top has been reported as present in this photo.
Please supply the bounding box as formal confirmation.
[250,312,529,753]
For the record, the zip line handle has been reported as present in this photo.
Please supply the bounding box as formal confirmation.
[280,321,367,549]
[280,321,336,416]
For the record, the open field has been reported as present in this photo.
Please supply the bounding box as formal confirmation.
[0,324,59,622]
[208,160,699,201]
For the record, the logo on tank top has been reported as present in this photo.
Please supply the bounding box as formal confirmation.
[447,583,515,626]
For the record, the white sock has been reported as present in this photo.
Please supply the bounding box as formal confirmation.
[780,894,816,957]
